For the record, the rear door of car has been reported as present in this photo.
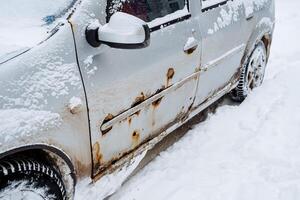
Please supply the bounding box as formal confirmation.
[193,0,246,107]
[71,0,202,176]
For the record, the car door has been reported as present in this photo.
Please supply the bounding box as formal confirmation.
[70,0,201,176]
[193,0,246,107]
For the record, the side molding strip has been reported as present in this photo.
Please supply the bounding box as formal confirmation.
[201,44,245,72]
[100,72,200,131]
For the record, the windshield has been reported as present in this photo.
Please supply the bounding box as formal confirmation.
[0,0,76,60]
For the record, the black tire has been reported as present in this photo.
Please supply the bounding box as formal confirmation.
[231,41,268,102]
[0,158,67,200]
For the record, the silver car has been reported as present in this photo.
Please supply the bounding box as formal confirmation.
[0,0,275,199]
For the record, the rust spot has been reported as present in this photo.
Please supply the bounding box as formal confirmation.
[262,34,271,57]
[129,110,141,117]
[167,68,175,79]
[103,113,114,123]
[186,103,194,118]
[194,66,201,72]
[101,113,114,135]
[152,97,163,108]
[75,161,90,177]
[132,130,140,147]
[155,86,166,94]
[166,68,175,87]
[92,142,103,169]
[126,109,141,125]
[151,86,165,109]
[131,92,145,107]
[102,127,112,135]
[134,110,141,116]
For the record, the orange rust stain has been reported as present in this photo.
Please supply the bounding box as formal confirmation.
[167,68,175,79]
[134,110,141,116]
[132,130,140,147]
[127,109,141,125]
[129,110,141,117]
[101,113,114,135]
[75,161,90,177]
[195,66,201,72]
[102,127,112,135]
[166,68,175,87]
[155,86,165,94]
[152,97,163,108]
[103,113,114,123]
[92,142,103,168]
[132,92,145,107]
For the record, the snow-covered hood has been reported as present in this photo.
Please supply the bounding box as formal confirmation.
[0,0,77,63]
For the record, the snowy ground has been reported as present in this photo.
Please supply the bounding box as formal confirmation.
[103,1,300,200]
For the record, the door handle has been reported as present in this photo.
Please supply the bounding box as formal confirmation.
[184,37,199,55]
[246,13,254,21]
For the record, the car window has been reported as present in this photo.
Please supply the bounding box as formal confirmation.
[106,0,187,23]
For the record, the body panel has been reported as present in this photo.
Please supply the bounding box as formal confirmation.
[0,23,92,177]
[70,0,202,177]
[193,0,275,109]
[193,0,246,108]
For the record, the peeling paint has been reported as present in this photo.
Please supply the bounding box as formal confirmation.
[131,92,146,107]
[151,97,163,108]
[132,130,140,147]
[101,114,114,135]
[166,68,175,87]
[92,142,103,169]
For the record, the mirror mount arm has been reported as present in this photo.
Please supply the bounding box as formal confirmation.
[85,26,101,48]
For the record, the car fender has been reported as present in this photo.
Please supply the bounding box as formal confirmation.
[0,23,92,178]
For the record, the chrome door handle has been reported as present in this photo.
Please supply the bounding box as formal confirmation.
[184,37,199,55]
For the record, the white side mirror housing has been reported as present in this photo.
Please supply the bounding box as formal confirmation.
[86,12,150,49]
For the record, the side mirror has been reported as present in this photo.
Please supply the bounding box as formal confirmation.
[86,12,150,49]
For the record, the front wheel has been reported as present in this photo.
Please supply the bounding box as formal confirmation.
[0,158,67,200]
[231,41,268,102]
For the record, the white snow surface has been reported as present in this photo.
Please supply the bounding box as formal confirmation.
[0,0,75,59]
[75,151,147,200]
[0,62,81,110]
[0,181,56,200]
[0,109,62,145]
[207,0,270,35]
[77,0,300,199]
[0,180,55,199]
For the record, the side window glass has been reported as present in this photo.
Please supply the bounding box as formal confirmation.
[106,0,187,23]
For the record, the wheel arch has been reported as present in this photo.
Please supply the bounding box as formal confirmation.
[230,18,274,101]
[244,18,275,64]
[0,144,76,199]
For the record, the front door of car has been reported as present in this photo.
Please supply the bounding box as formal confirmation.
[71,0,201,176]
[193,0,246,107]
